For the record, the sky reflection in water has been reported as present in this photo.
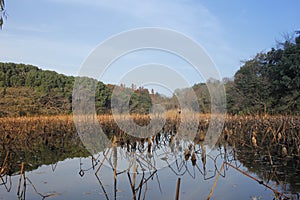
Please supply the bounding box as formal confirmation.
[1,141,298,200]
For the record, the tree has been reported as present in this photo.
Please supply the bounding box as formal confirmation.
[267,35,300,112]
[0,0,6,29]
[233,53,272,114]
[231,33,300,115]
[95,82,112,114]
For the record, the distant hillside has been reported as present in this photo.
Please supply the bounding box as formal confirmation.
[0,62,154,117]
[0,63,73,116]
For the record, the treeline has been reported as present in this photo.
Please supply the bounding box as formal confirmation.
[0,33,299,116]
[0,63,75,116]
[227,33,300,115]
[0,63,152,116]
[152,33,300,115]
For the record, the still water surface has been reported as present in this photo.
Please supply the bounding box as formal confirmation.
[1,132,299,200]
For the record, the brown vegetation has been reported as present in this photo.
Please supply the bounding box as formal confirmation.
[1,114,299,160]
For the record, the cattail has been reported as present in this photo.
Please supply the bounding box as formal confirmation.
[224,127,229,141]
[132,141,137,152]
[155,132,161,144]
[282,146,288,157]
[126,139,130,152]
[277,132,282,142]
[191,152,196,166]
[184,148,191,161]
[201,145,206,166]
[147,138,152,153]
[169,135,174,144]
[252,135,257,148]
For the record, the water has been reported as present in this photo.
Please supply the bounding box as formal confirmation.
[1,131,299,200]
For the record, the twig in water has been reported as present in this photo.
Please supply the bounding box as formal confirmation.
[206,162,225,200]
[95,173,110,200]
[17,162,24,196]
[26,177,61,199]
[207,162,289,200]
[175,178,181,200]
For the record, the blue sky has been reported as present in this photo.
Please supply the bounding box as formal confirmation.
[1,0,299,86]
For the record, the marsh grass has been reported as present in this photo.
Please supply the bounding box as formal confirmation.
[1,114,299,158]
[1,113,299,177]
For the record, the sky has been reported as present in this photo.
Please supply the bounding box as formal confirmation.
[0,0,300,89]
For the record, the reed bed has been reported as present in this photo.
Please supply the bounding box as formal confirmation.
[0,115,87,175]
[223,115,300,158]
[1,114,299,158]
[0,113,299,173]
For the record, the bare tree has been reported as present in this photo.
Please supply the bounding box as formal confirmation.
[0,0,6,29]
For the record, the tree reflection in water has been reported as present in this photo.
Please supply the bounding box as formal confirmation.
[74,131,298,200]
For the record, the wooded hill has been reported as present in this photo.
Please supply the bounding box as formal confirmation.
[0,63,154,117]
[227,33,300,115]
[0,34,299,116]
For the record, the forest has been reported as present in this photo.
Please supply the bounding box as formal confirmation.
[0,34,299,117]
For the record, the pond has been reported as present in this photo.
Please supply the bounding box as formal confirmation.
[0,115,299,200]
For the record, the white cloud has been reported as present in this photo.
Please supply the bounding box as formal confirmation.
[47,0,229,63]
[2,0,241,80]
[47,0,221,36]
